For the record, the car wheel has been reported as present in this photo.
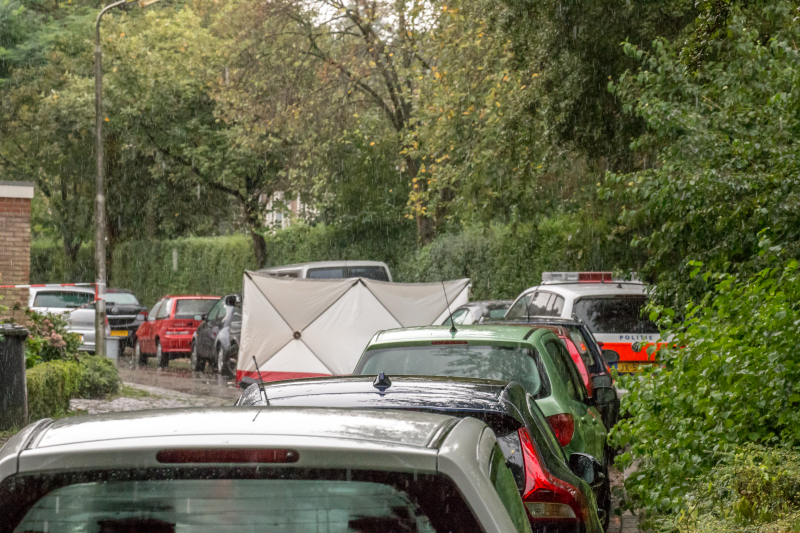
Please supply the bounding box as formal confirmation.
[134,340,148,366]
[190,342,204,372]
[217,343,237,378]
[155,340,169,368]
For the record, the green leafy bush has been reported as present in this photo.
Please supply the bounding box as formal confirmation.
[74,355,120,398]
[25,356,121,421]
[603,1,800,305]
[656,447,800,533]
[397,215,638,299]
[26,360,82,421]
[22,308,82,366]
[611,259,800,523]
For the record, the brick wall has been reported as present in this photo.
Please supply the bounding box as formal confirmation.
[0,183,34,310]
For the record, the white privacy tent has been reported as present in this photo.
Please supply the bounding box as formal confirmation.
[236,272,470,382]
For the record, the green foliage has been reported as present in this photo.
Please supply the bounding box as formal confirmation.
[111,223,416,306]
[111,234,258,306]
[31,212,636,305]
[26,356,121,421]
[611,259,800,521]
[74,355,119,399]
[30,239,94,283]
[397,213,638,299]
[25,359,81,421]
[22,308,82,366]
[652,446,800,533]
[604,1,800,304]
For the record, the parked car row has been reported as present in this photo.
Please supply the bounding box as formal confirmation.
[28,286,243,374]
[5,269,657,532]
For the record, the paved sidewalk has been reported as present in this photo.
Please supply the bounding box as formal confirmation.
[70,382,231,414]
[608,464,641,533]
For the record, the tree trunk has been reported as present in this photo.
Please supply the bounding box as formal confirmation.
[63,240,81,281]
[250,229,267,269]
[404,154,435,245]
[416,215,435,246]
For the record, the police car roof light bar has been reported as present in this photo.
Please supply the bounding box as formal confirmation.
[542,272,642,284]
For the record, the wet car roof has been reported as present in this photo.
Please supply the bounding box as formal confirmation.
[25,407,458,450]
[371,324,541,344]
[240,375,516,413]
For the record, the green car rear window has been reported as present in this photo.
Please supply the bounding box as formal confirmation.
[357,344,550,398]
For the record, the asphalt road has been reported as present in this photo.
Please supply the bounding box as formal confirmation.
[116,353,241,402]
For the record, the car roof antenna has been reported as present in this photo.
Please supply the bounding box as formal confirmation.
[252,356,266,386]
[252,356,269,405]
[442,281,457,333]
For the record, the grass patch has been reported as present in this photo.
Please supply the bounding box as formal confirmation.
[112,384,157,399]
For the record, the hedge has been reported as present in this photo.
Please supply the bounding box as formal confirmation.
[31,239,94,284]
[26,356,120,422]
[32,214,639,306]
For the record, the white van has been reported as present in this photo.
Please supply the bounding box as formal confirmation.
[258,260,393,282]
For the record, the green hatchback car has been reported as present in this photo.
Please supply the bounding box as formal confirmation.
[352,324,616,522]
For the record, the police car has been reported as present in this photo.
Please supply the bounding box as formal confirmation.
[505,272,660,373]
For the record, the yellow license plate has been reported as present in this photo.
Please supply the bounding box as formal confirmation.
[618,362,647,373]
[110,330,128,337]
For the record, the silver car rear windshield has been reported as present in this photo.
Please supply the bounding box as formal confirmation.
[32,291,94,309]
[5,469,483,533]
[357,344,549,398]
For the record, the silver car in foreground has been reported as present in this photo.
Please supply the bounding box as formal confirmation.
[0,408,531,533]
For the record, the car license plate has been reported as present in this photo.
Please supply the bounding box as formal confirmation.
[618,362,647,373]
[110,330,128,337]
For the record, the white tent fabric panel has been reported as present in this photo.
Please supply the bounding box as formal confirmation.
[240,275,295,369]
[302,283,402,375]
[362,278,471,327]
[248,275,356,331]
[260,340,332,375]
[238,272,471,382]
[431,282,471,325]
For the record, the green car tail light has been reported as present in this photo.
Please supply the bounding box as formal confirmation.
[545,413,575,447]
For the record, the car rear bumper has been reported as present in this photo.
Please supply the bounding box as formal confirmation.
[109,324,142,347]
[161,334,193,353]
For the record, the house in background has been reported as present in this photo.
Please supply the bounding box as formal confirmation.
[0,181,34,310]
[261,192,314,230]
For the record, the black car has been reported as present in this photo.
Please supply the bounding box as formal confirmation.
[106,289,147,355]
[487,316,622,433]
[237,375,605,533]
[440,300,513,325]
[191,294,242,376]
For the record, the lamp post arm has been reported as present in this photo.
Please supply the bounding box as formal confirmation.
[93,0,126,359]
[95,0,128,38]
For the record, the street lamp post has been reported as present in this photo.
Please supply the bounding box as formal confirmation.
[94,0,160,358]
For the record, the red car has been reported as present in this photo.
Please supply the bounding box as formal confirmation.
[134,295,219,368]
